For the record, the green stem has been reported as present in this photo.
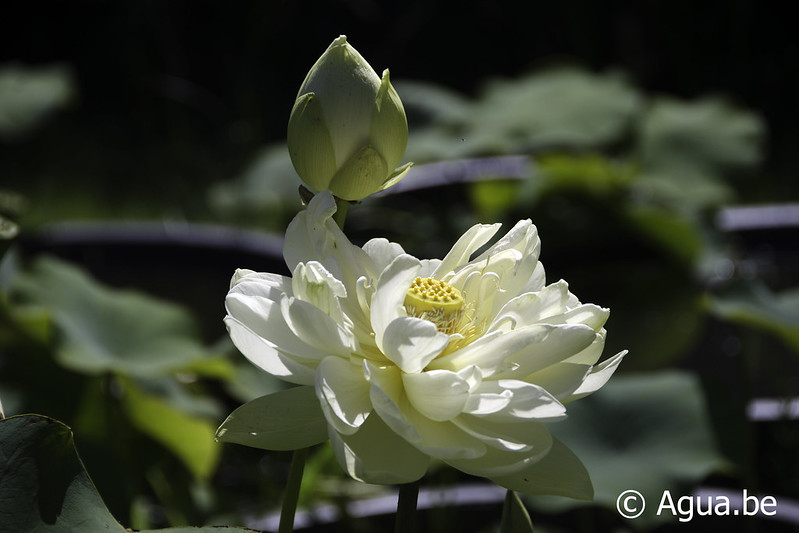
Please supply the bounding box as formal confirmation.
[500,490,534,532]
[394,480,420,533]
[333,197,350,229]
[278,447,309,533]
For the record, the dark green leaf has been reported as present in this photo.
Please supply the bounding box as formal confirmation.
[0,414,261,533]
[527,372,728,526]
[0,414,128,533]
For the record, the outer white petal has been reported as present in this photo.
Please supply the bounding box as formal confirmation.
[369,254,420,350]
[283,191,372,290]
[402,369,470,422]
[522,362,592,401]
[315,356,372,434]
[495,324,599,379]
[564,350,627,402]
[381,317,449,374]
[230,269,289,291]
[563,329,607,365]
[225,291,329,361]
[230,272,292,300]
[224,315,315,385]
[328,413,430,485]
[431,223,502,279]
[558,304,610,330]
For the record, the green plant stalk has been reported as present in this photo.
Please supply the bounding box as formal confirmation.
[394,480,420,533]
[278,447,310,533]
[333,196,350,228]
[277,192,351,533]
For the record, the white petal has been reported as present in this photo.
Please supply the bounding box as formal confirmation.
[490,437,593,499]
[280,295,353,357]
[366,362,487,460]
[472,219,539,264]
[328,413,430,485]
[230,273,292,300]
[224,316,315,385]
[489,281,571,332]
[464,379,566,421]
[381,317,449,374]
[231,270,289,292]
[291,261,347,323]
[369,254,420,350]
[315,356,372,434]
[494,324,599,379]
[402,370,470,421]
[225,291,328,361]
[565,350,627,402]
[283,191,371,290]
[523,362,592,401]
[430,325,555,377]
[563,329,606,365]
[432,223,502,278]
[446,421,553,477]
[362,238,406,275]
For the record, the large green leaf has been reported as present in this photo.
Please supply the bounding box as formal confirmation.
[0,414,261,533]
[526,372,728,526]
[120,378,221,481]
[11,256,217,377]
[470,67,641,153]
[216,386,328,451]
[707,281,799,354]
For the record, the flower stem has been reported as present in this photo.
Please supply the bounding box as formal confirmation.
[500,489,534,532]
[394,480,420,533]
[278,447,309,533]
[333,196,350,229]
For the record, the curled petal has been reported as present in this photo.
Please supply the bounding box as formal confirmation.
[370,254,421,350]
[328,414,430,485]
[315,356,372,434]
[280,295,354,357]
[381,317,449,374]
[225,291,329,361]
[565,350,627,402]
[224,316,315,385]
[446,421,553,478]
[366,362,486,460]
[402,369,470,421]
[432,223,502,279]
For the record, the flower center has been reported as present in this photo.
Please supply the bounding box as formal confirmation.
[404,277,464,334]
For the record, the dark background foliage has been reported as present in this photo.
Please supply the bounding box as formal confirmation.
[1,0,797,218]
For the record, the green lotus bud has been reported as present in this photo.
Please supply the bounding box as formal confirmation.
[287,35,413,201]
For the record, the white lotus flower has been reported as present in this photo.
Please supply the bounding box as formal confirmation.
[224,191,626,492]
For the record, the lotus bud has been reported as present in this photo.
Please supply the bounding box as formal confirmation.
[287,35,413,201]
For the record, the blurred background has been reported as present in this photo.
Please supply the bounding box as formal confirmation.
[1,1,798,532]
